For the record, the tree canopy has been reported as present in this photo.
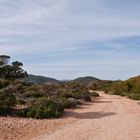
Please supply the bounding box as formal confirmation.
[0,55,27,80]
[0,55,10,66]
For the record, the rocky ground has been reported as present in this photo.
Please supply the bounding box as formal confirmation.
[0,112,76,140]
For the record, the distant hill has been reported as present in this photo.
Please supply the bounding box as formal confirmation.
[24,75,101,85]
[24,74,60,84]
[72,76,100,85]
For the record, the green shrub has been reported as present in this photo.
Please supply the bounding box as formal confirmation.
[60,98,80,108]
[68,98,81,106]
[90,92,99,97]
[16,97,26,105]
[74,90,91,101]
[27,99,64,119]
[60,91,74,98]
[0,80,9,89]
[24,90,44,98]
[0,91,16,110]
[108,89,122,95]
[107,76,140,100]
[81,94,91,102]
[108,91,126,97]
[16,108,29,117]
[60,90,91,102]
[25,85,40,92]
[128,94,140,100]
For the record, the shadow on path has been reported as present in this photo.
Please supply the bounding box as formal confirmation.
[93,100,112,104]
[64,111,116,119]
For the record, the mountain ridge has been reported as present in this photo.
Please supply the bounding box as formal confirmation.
[24,74,60,84]
[25,75,100,84]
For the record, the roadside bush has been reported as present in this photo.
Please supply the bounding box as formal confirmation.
[0,91,16,110]
[108,89,123,95]
[27,99,64,119]
[90,92,99,97]
[128,94,140,100]
[60,98,80,108]
[68,98,81,106]
[80,94,91,102]
[88,76,140,101]
[60,90,91,102]
[108,91,126,97]
[16,108,29,117]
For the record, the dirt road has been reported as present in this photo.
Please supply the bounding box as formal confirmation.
[33,91,140,140]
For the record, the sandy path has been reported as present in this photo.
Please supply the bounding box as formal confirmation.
[33,91,140,140]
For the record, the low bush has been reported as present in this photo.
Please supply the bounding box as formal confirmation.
[60,90,91,102]
[0,80,9,89]
[25,85,40,92]
[90,92,99,97]
[68,98,81,106]
[26,99,64,119]
[16,108,29,117]
[60,98,80,108]
[0,91,16,110]
[108,91,127,97]
[60,91,74,99]
[128,94,140,100]
[81,94,91,102]
[16,97,26,105]
[24,90,44,98]
[106,76,140,100]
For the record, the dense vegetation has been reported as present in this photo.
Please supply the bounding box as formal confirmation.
[104,76,140,100]
[25,99,64,119]
[73,75,140,101]
[0,91,16,112]
[0,55,99,119]
[1,55,140,120]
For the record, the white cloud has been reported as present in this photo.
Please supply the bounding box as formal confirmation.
[0,0,140,79]
[0,0,140,52]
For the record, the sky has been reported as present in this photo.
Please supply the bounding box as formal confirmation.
[0,0,140,80]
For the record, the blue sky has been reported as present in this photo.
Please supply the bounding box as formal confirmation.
[0,0,140,80]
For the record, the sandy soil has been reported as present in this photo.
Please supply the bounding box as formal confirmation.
[1,91,140,140]
[0,115,76,140]
[32,91,140,140]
